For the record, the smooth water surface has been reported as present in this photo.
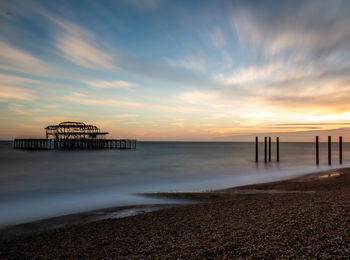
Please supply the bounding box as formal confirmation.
[0,141,348,226]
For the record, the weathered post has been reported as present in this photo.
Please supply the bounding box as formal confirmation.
[264,136,267,163]
[268,136,271,161]
[328,136,331,165]
[255,136,258,162]
[316,136,319,165]
[277,137,280,162]
[339,136,343,164]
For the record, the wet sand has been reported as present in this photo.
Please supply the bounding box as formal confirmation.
[1,168,350,258]
[0,204,178,241]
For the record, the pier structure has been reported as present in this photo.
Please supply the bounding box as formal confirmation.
[14,121,136,150]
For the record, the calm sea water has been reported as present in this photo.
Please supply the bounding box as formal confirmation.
[0,141,348,226]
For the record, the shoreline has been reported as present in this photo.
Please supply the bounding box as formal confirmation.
[2,167,350,257]
[0,204,180,240]
[0,168,342,240]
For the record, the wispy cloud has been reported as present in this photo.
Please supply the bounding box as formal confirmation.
[8,104,30,115]
[33,116,77,124]
[0,40,51,75]
[71,92,87,97]
[0,73,43,85]
[62,92,204,113]
[113,114,139,118]
[170,122,184,127]
[179,91,220,105]
[208,27,225,48]
[84,80,133,89]
[0,85,34,100]
[52,18,117,69]
[165,57,206,72]
[214,62,283,86]
[231,1,350,57]
[62,92,142,108]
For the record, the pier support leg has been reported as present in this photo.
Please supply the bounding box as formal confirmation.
[339,136,343,164]
[268,136,271,162]
[264,137,267,163]
[277,137,279,162]
[316,136,319,165]
[255,136,258,162]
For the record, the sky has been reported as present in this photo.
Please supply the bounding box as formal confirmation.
[1,0,350,141]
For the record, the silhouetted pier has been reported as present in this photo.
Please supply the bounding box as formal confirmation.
[14,121,136,150]
[14,139,136,150]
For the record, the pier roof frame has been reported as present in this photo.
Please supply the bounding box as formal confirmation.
[45,121,109,140]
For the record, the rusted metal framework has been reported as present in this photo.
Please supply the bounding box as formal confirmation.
[45,121,108,140]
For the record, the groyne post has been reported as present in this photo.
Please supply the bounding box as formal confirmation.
[264,136,267,163]
[268,136,271,161]
[339,136,343,164]
[255,136,258,162]
[328,136,331,165]
[276,137,279,162]
[316,136,319,165]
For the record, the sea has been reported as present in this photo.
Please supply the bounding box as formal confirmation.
[0,141,348,227]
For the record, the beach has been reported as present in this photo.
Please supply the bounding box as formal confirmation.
[1,167,350,258]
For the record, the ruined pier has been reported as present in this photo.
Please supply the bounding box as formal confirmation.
[14,138,136,150]
[14,121,136,150]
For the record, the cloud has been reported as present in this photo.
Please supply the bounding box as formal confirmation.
[179,90,221,105]
[62,92,205,114]
[0,73,43,85]
[33,116,76,124]
[231,1,350,57]
[214,126,350,142]
[0,40,51,75]
[0,85,34,100]
[208,27,225,48]
[84,80,133,89]
[113,114,139,118]
[170,122,184,127]
[62,92,143,108]
[8,104,30,115]
[71,92,87,97]
[214,61,283,86]
[52,18,117,69]
[276,123,350,126]
[165,57,206,72]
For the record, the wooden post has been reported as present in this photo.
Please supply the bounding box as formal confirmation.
[268,136,271,161]
[264,137,267,163]
[328,136,331,165]
[276,137,279,162]
[316,136,319,165]
[339,136,343,164]
[255,136,258,162]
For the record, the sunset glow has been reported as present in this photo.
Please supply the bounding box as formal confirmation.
[1,0,350,141]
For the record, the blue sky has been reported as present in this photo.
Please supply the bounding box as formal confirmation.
[1,0,350,141]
